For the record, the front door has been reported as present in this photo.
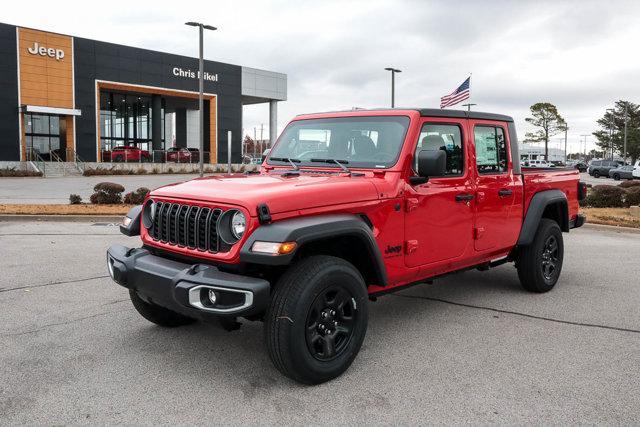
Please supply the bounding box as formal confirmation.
[404,119,476,268]
[471,121,522,251]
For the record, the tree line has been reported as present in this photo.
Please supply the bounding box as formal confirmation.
[523,101,639,163]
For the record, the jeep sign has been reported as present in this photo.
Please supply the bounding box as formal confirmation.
[27,42,64,61]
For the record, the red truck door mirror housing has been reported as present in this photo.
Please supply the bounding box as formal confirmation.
[412,150,447,184]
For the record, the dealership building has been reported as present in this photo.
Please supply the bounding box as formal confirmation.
[0,22,286,164]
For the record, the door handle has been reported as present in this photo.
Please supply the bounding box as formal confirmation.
[455,193,474,202]
[498,189,513,197]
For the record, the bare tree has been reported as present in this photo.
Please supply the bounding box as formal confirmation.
[524,102,567,160]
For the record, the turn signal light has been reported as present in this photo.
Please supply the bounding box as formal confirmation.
[251,241,297,255]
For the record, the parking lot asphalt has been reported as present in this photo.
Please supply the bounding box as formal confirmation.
[0,172,632,205]
[1,221,639,424]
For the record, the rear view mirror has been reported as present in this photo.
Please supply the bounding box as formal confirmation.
[410,150,447,185]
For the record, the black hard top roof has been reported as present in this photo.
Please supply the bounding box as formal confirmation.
[417,108,513,122]
[298,108,514,122]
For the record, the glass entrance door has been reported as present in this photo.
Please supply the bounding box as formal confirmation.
[25,114,65,161]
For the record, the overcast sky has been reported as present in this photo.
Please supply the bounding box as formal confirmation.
[4,0,640,152]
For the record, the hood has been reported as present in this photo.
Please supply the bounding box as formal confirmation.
[150,172,381,215]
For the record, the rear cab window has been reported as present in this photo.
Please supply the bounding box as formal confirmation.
[473,125,508,174]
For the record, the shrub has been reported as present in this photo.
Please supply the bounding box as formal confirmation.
[625,187,640,206]
[584,185,626,208]
[123,187,150,204]
[0,167,42,177]
[94,182,125,193]
[69,194,82,204]
[619,180,640,189]
[90,182,124,204]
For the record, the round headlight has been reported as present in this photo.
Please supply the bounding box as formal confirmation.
[218,209,247,244]
[142,199,155,229]
[149,201,156,221]
[231,210,246,239]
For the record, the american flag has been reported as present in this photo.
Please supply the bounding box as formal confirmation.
[440,77,471,108]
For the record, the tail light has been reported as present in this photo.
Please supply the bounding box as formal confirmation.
[578,181,587,201]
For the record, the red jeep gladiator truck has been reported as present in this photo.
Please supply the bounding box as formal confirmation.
[108,108,586,384]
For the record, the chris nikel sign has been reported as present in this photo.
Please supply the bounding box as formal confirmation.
[27,42,65,61]
[172,67,218,82]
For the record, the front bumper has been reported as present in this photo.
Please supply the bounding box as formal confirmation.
[106,245,270,318]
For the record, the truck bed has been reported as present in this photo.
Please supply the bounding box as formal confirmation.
[522,167,581,225]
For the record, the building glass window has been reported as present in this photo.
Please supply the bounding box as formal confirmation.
[25,113,61,161]
[100,91,164,160]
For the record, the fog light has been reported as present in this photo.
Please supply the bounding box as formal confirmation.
[208,289,218,305]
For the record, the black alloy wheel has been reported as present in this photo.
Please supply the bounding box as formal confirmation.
[265,255,369,384]
[540,235,559,281]
[305,285,357,361]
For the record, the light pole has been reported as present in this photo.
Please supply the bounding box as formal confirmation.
[606,108,615,160]
[384,67,402,108]
[580,134,589,159]
[623,102,628,164]
[563,124,568,164]
[186,21,217,177]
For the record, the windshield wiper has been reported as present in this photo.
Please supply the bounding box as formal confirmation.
[310,158,350,173]
[269,157,301,170]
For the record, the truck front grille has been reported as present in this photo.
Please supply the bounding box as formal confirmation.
[150,201,224,252]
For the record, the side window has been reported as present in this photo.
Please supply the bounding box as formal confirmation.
[415,123,464,176]
[474,126,508,174]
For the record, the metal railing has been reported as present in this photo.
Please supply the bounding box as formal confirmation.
[26,149,47,176]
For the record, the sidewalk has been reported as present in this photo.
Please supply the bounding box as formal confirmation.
[0,174,198,204]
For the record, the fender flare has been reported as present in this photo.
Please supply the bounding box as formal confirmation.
[517,189,568,246]
[239,214,388,286]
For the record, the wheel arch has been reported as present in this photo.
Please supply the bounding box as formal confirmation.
[517,189,569,246]
[239,214,388,287]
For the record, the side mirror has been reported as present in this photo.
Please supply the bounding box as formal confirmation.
[410,150,447,185]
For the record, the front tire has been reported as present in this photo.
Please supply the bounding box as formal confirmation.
[516,219,564,293]
[265,255,369,384]
[613,173,620,180]
[593,170,600,178]
[129,290,197,327]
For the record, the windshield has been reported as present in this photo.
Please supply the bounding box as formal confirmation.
[267,116,410,168]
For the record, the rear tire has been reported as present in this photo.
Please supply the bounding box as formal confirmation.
[516,219,564,293]
[129,290,197,327]
[265,255,369,384]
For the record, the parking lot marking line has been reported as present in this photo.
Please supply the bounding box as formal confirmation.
[0,275,109,293]
[393,294,640,335]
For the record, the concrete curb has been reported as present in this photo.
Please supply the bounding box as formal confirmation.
[582,222,640,234]
[0,214,122,223]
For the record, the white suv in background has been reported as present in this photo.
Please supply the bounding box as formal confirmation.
[633,160,640,178]
[522,159,554,168]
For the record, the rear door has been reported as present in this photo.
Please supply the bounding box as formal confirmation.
[404,118,476,268]
[471,121,523,252]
